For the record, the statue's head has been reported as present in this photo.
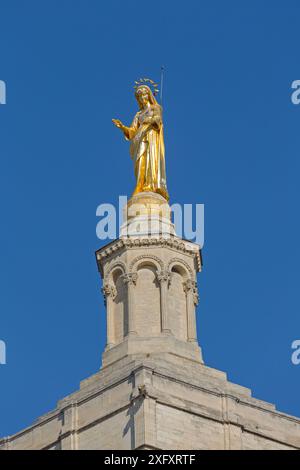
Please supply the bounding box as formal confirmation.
[135,85,157,109]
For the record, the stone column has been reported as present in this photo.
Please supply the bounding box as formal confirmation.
[122,272,138,337]
[102,283,117,349]
[183,279,199,342]
[156,270,171,334]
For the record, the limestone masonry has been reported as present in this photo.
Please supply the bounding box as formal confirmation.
[1,193,300,450]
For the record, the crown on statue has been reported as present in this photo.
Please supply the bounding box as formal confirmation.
[134,78,159,96]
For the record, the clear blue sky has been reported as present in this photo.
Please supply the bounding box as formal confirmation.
[0,0,299,436]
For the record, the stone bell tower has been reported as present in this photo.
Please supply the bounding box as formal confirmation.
[97,192,203,370]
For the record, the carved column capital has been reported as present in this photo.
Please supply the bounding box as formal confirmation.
[101,282,117,348]
[156,270,171,285]
[122,272,138,286]
[101,283,117,306]
[183,279,195,293]
[183,279,199,305]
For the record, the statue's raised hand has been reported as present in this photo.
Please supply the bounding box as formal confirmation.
[112,119,124,130]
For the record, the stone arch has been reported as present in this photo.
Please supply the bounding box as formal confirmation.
[129,254,164,273]
[105,261,128,345]
[167,258,193,281]
[167,258,194,341]
[105,261,127,283]
[130,255,163,337]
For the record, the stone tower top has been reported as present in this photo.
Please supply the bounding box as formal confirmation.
[96,192,203,369]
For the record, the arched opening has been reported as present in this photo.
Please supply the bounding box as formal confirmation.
[135,263,160,337]
[168,265,188,341]
[111,268,127,343]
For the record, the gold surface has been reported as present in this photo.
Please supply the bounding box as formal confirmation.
[112,84,169,201]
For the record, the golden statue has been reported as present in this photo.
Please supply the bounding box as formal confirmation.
[112,79,169,201]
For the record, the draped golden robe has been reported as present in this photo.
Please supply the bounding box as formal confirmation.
[122,103,169,201]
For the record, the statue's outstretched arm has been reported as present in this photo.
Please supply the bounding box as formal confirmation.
[112,115,139,141]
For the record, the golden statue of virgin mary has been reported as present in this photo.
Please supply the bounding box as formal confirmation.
[112,80,169,201]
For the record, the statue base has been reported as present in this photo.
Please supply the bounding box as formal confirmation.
[120,191,175,238]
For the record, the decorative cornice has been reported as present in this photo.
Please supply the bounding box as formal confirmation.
[96,237,201,274]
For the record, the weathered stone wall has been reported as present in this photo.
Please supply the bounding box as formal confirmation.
[1,357,300,450]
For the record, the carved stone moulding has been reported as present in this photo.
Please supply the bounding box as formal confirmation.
[96,237,202,275]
